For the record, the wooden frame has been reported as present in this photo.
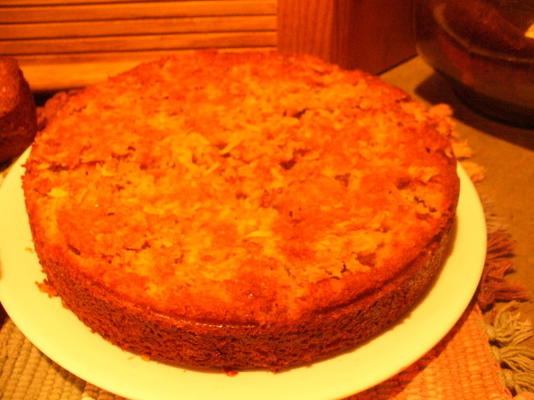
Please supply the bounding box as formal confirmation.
[278,0,415,73]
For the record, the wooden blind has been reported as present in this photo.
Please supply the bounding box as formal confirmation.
[1,0,415,91]
[0,0,277,90]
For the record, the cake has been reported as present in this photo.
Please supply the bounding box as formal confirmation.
[0,57,37,164]
[23,51,459,371]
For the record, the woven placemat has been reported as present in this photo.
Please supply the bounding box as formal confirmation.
[351,302,511,400]
[0,290,527,400]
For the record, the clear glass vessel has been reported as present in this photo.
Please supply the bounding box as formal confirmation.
[415,0,534,128]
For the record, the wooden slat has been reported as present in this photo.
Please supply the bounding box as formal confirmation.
[3,0,162,4]
[1,31,276,55]
[0,16,276,39]
[3,0,276,3]
[0,0,276,4]
[17,47,275,91]
[16,46,276,65]
[0,1,277,23]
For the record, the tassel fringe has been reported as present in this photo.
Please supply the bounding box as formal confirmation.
[502,369,534,395]
[485,302,534,346]
[477,231,531,312]
[478,231,534,395]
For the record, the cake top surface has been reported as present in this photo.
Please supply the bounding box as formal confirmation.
[24,51,459,326]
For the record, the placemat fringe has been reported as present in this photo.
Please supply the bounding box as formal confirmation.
[486,302,534,347]
[493,344,534,374]
[503,369,534,395]
[479,234,534,396]
[477,232,530,312]
[486,303,534,394]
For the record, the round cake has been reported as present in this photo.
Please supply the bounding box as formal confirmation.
[23,51,459,372]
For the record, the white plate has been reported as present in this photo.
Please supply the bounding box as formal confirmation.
[0,151,486,400]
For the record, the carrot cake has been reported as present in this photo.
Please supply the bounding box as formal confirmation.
[23,51,460,371]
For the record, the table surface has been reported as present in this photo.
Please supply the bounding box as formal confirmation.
[381,56,533,335]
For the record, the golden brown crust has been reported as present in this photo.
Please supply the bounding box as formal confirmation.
[23,51,459,370]
[0,57,37,163]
